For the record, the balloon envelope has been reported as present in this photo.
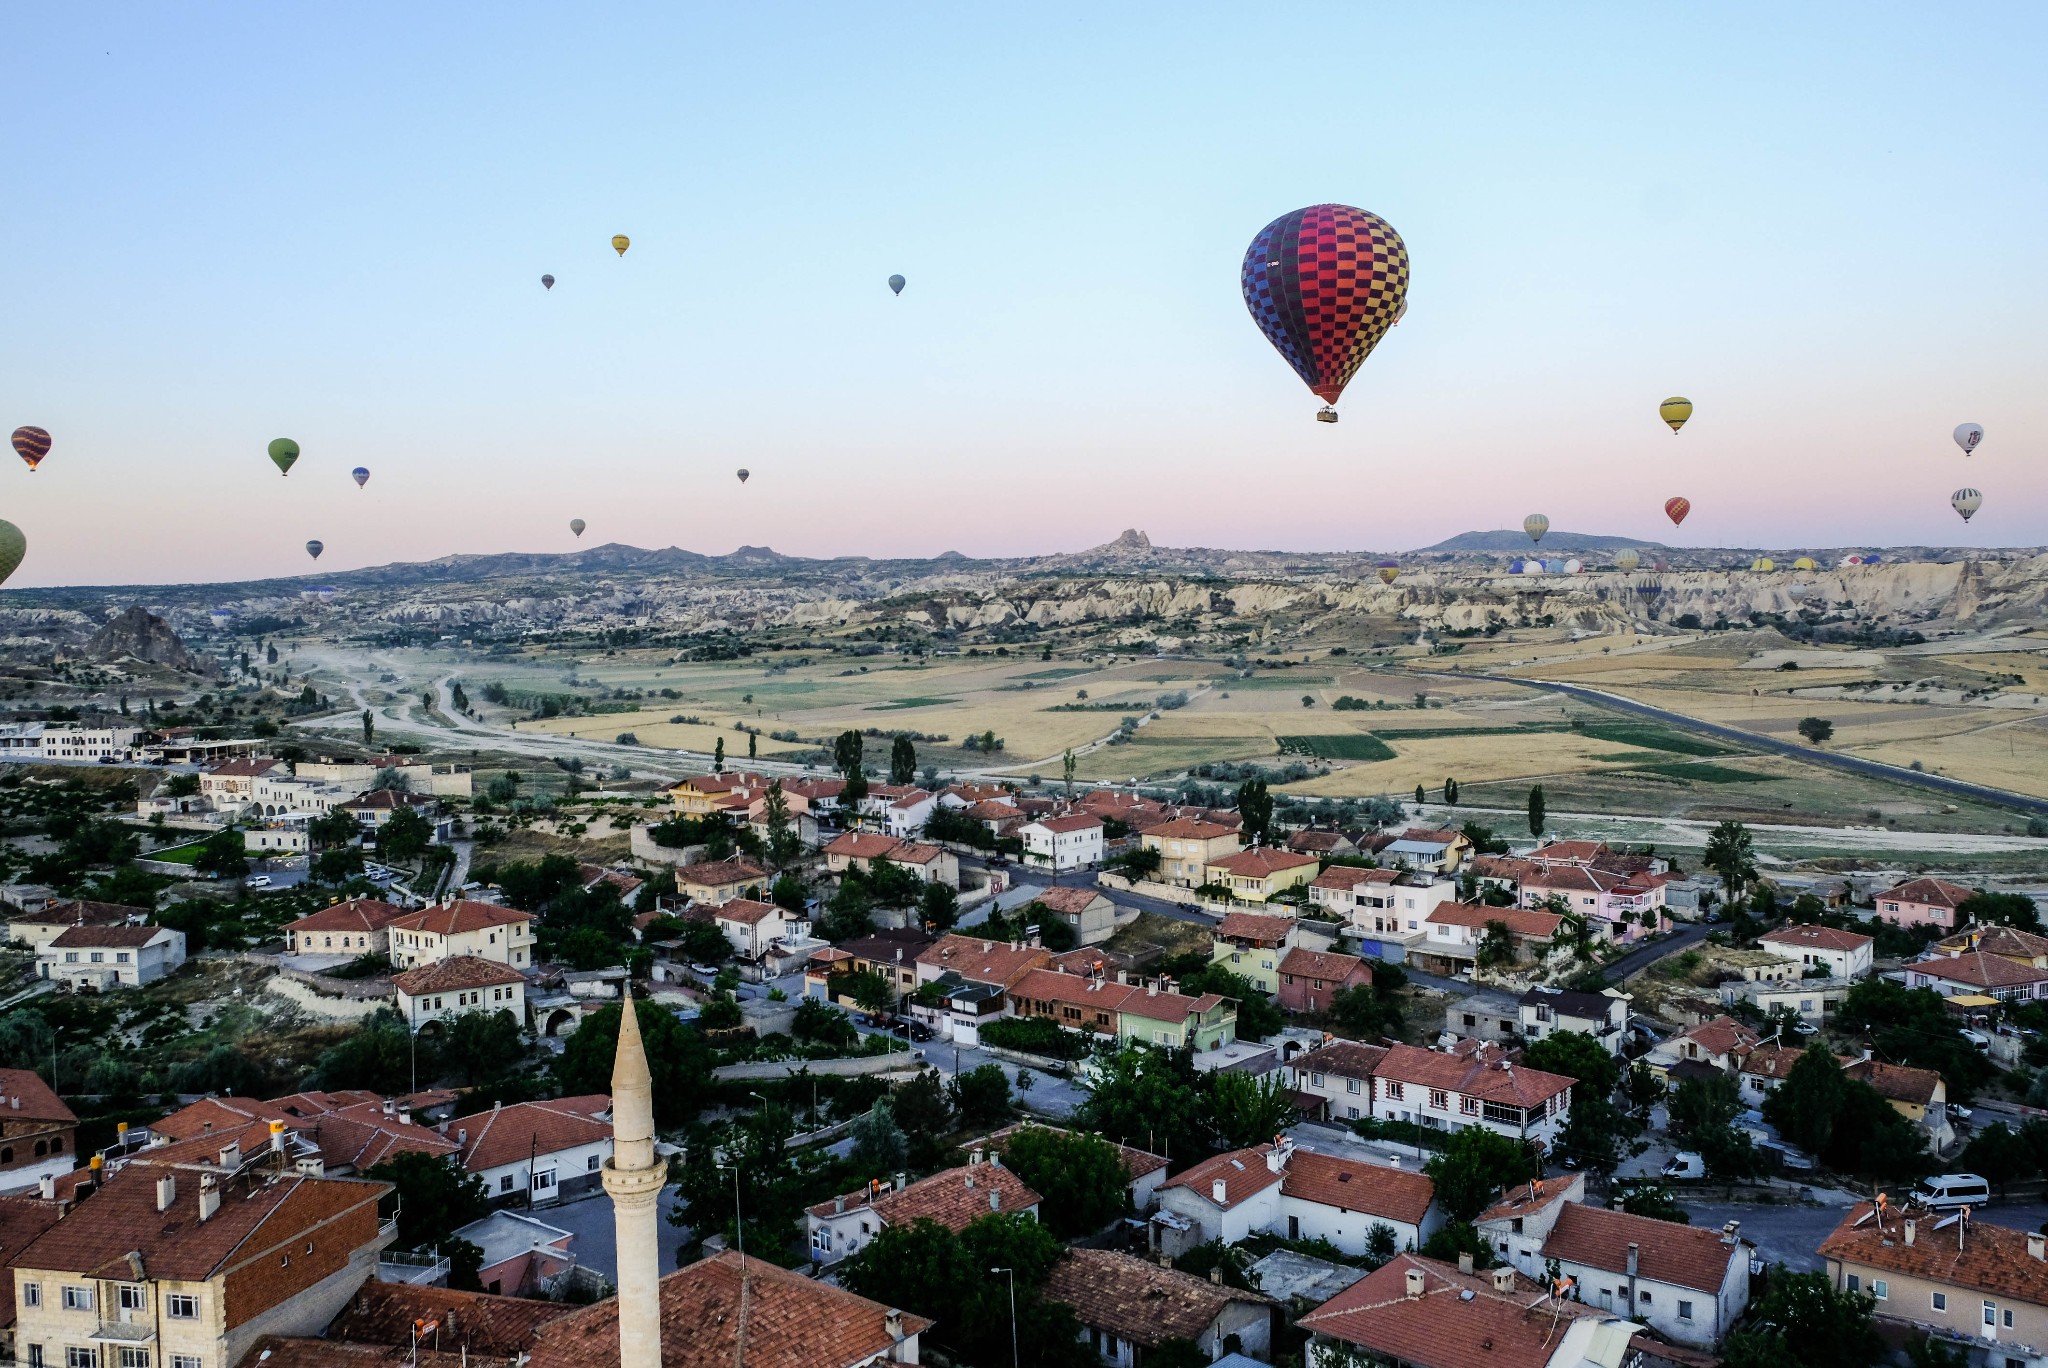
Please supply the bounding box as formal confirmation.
[1751,557,1776,572]
[351,467,369,488]
[0,520,25,586]
[1241,204,1410,411]
[1659,396,1693,432]
[1523,514,1549,543]
[736,469,749,483]
[570,519,586,537]
[1954,422,1983,455]
[541,274,555,290]
[305,540,324,560]
[888,274,905,295]
[1563,558,1583,574]
[1953,487,1982,521]
[1615,549,1640,573]
[11,426,50,472]
[268,438,300,476]
[1377,559,1399,585]
[1792,556,1817,571]
[1664,496,1691,527]
[611,235,630,256]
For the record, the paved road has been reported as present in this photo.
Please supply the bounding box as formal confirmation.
[1486,674,2048,818]
[531,1184,694,1279]
[1605,920,1716,982]
[1675,1197,2048,1275]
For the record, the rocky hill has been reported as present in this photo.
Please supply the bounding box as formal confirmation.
[82,605,214,674]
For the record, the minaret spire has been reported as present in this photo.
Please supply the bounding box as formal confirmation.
[604,987,664,1368]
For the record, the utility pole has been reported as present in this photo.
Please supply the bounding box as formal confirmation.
[991,1266,1018,1368]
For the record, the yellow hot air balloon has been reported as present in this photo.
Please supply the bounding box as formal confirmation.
[1793,556,1817,572]
[1659,396,1693,433]
[1750,556,1776,573]
[611,235,630,257]
[1615,548,1641,573]
[1376,559,1399,585]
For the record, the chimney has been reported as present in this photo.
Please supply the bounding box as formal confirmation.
[1406,1269,1427,1299]
[970,1148,984,1166]
[383,1099,395,1116]
[989,1189,1002,1212]
[965,1171,976,1190]
[457,1129,468,1147]
[1212,1179,1228,1204]
[219,1142,241,1170]
[1721,1220,1741,1246]
[885,1310,904,1340]
[1492,1268,1516,1293]
[2030,1233,2046,1263]
[1458,1252,1475,1275]
[1904,1219,1916,1246]
[1209,1265,1224,1285]
[398,1108,412,1126]
[155,1176,177,1212]
[1148,981,1158,996]
[834,1195,845,1214]
[39,1174,54,1200]
[198,1180,221,1222]
[1627,1243,1639,1277]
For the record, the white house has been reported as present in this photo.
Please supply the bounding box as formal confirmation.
[38,923,186,988]
[1020,813,1105,872]
[1150,1138,1443,1261]
[29,724,145,762]
[1757,924,1875,981]
[712,897,811,961]
[1371,1042,1575,1152]
[455,1096,613,1207]
[1519,986,1632,1055]
[394,955,527,1032]
[1477,1179,1751,1349]
[388,900,534,970]
[807,1157,1040,1266]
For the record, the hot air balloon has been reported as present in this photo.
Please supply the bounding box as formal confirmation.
[1792,556,1817,572]
[0,520,25,586]
[1863,553,1884,565]
[888,274,905,296]
[736,469,750,484]
[1659,397,1693,433]
[1751,557,1776,572]
[570,519,586,538]
[1377,560,1400,585]
[1563,558,1584,575]
[1841,554,1865,567]
[1954,422,1983,455]
[1953,488,1982,522]
[611,235,630,257]
[351,467,369,488]
[541,274,555,290]
[1615,549,1641,573]
[1664,497,1691,527]
[268,438,300,476]
[1241,204,1410,422]
[305,540,324,561]
[11,427,51,473]
[1523,514,1549,544]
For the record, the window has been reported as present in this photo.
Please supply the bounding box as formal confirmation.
[1846,1275,1860,1293]
[1347,1078,1361,1094]
[1639,1291,1652,1304]
[588,1154,602,1171]
[67,1350,98,1368]
[119,1285,146,1311]
[120,1349,149,1368]
[1461,1096,1480,1115]
[63,1286,94,1311]
[1429,1089,1449,1110]
[166,1295,198,1320]
[1311,1072,1325,1087]
[116,953,130,964]
[173,1358,202,1368]
[1346,1106,1360,1119]
[22,1281,39,1308]
[2003,1310,2014,1329]
[91,952,104,963]
[1677,1301,1695,1321]
[533,1169,557,1192]
[1984,1302,1997,1328]
[28,1346,44,1368]
[499,1175,515,1192]
[1931,1293,1948,1312]
[1871,1280,1888,1301]
[1386,1082,1404,1100]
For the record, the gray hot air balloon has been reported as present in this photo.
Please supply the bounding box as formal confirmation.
[570,519,586,537]
[736,469,749,484]
[1953,487,1982,522]
[305,540,324,560]
[1523,513,1549,544]
[541,274,555,290]
[888,274,905,295]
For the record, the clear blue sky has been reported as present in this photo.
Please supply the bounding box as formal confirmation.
[5,3,2045,585]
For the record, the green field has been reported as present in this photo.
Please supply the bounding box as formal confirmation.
[1575,720,1735,757]
[1230,675,1335,690]
[1623,760,1782,784]
[1278,734,1399,761]
[146,841,208,865]
[864,697,959,711]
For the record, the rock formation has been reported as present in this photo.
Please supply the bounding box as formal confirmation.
[82,605,214,674]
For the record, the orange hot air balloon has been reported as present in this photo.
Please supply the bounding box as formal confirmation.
[12,427,51,472]
[1664,497,1691,527]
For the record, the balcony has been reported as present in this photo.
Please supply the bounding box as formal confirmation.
[88,1321,156,1347]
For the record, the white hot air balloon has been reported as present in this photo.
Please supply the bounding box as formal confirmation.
[1953,487,1983,522]
[1523,514,1549,544]
[1615,549,1640,573]
[1954,422,1984,456]
[570,519,586,537]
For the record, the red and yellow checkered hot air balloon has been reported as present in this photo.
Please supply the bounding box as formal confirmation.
[1242,205,1410,423]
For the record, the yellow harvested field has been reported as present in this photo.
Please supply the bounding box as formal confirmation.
[1279,731,1655,797]
[1845,721,2048,799]
[520,709,815,756]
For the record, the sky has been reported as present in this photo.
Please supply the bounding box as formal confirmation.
[4,2,2046,587]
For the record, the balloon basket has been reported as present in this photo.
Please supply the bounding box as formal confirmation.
[1315,406,1339,424]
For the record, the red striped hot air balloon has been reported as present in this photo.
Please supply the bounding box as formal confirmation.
[1664,497,1691,527]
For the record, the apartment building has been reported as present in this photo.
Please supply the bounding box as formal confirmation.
[386,901,532,971]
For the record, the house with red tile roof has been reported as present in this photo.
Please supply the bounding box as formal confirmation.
[1209,910,1299,994]
[1371,1042,1576,1151]
[805,1156,1039,1266]
[1290,1040,1391,1123]
[1820,1201,2048,1365]
[1205,846,1320,903]
[1417,902,1565,975]
[1309,868,1462,949]
[454,1097,612,1207]
[853,783,936,838]
[1006,966,1239,1050]
[1139,818,1243,888]
[388,900,533,970]
[39,922,185,989]
[1905,949,2048,1002]
[1645,1015,1762,1080]
[0,1069,77,1192]
[1285,828,1360,857]
[914,934,1051,995]
[820,832,959,888]
[966,1123,1170,1212]
[1380,826,1474,874]
[1028,885,1119,945]
[1520,863,1669,941]
[1020,811,1104,871]
[1153,1138,1443,1260]
[674,857,770,906]
[1874,877,1978,930]
[1277,946,1374,1014]
[394,956,526,1033]
[283,898,409,957]
[1045,1247,1275,1363]
[4,898,147,952]
[1930,923,2048,967]
[707,897,808,961]
[1478,1195,1751,1348]
[1758,923,1875,980]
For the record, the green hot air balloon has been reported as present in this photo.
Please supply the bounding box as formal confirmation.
[0,520,25,587]
[268,438,301,476]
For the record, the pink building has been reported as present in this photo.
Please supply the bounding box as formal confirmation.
[1519,864,1668,941]
[1277,947,1374,1014]
[1873,877,1976,930]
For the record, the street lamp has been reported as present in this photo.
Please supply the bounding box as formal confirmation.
[990,1266,1018,1368]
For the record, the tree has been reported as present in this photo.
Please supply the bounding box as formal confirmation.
[163,772,200,798]
[361,709,374,744]
[1704,820,1758,900]
[1206,1069,1298,1151]
[760,784,799,870]
[793,997,857,1049]
[1443,777,1458,805]
[951,1063,1012,1126]
[1526,784,1546,838]
[1326,980,1403,1039]
[919,880,959,933]
[841,969,895,1013]
[1236,778,1273,845]
[552,999,712,1129]
[892,1069,953,1142]
[310,1008,420,1092]
[1424,1126,1538,1222]
[1075,1045,1206,1165]
[1959,1121,2037,1194]
[1180,964,1280,1041]
[1797,717,1834,745]
[194,827,249,879]
[1669,1073,1742,1140]
[379,804,434,863]
[1475,920,1515,970]
[848,1098,908,1174]
[1520,1031,1621,1095]
[890,734,916,785]
[368,1152,490,1250]
[1061,748,1076,794]
[308,807,361,849]
[1617,1183,1689,1223]
[713,736,725,772]
[1722,1269,1881,1368]
[1001,1126,1129,1238]
[747,731,757,760]
[1956,890,2042,933]
[834,729,865,778]
[1762,1046,1851,1157]
[442,1010,525,1085]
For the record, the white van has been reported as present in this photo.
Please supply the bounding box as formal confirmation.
[1912,1174,1991,1210]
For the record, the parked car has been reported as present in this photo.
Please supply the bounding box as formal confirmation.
[892,1019,934,1043]
[1662,1152,1705,1180]
[1959,1029,1992,1050]
[245,875,273,889]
